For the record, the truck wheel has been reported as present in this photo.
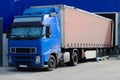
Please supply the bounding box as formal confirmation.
[66,51,78,66]
[46,55,56,71]
[71,51,78,66]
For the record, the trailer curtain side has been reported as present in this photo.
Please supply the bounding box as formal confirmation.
[60,6,113,49]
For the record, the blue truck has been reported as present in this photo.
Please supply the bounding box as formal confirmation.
[6,5,113,71]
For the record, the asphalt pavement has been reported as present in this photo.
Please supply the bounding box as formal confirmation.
[0,57,120,80]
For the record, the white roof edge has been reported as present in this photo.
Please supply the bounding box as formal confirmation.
[31,4,64,8]
[31,5,112,21]
[94,12,118,14]
[65,6,112,21]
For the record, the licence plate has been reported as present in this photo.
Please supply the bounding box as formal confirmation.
[19,65,27,68]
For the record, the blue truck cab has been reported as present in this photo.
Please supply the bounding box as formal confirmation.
[7,7,62,70]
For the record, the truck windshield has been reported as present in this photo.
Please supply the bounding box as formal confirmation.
[8,26,42,40]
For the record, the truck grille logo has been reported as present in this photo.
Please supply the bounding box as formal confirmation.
[10,47,36,53]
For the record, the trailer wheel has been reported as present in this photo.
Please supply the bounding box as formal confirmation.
[46,55,56,71]
[66,51,78,66]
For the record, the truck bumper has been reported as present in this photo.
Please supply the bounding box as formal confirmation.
[9,63,48,68]
[8,54,48,68]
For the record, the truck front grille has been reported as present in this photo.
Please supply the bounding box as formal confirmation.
[12,56,34,65]
[14,61,33,65]
[12,56,34,60]
[10,47,36,53]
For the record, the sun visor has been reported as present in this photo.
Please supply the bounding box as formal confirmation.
[11,22,43,27]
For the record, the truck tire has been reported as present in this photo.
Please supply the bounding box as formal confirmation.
[46,55,56,71]
[66,51,78,66]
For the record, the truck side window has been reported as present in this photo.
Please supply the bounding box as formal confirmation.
[46,26,50,38]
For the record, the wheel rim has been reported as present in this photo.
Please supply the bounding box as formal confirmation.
[48,56,56,70]
[73,52,78,64]
[49,59,55,68]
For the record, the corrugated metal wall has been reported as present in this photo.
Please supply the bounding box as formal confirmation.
[0,0,120,32]
[89,0,118,12]
[0,0,13,33]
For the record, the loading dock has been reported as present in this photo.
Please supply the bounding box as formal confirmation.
[95,12,120,58]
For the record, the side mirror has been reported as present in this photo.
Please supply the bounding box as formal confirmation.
[6,27,10,38]
[49,12,56,17]
[46,26,50,38]
[6,34,9,38]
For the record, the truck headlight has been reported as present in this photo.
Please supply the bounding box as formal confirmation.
[8,56,12,63]
[35,56,40,64]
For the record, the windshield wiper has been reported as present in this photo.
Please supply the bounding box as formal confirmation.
[9,34,41,40]
[24,34,41,40]
[9,35,21,39]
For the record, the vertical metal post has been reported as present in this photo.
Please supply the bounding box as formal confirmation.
[116,47,119,59]
[0,18,3,66]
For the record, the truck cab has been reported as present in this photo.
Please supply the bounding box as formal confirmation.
[7,7,61,70]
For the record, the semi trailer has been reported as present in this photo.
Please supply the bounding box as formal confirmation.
[6,5,113,71]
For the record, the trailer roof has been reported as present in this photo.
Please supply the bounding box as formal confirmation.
[31,5,112,21]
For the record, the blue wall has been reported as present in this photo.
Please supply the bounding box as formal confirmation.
[0,0,13,33]
[0,0,120,33]
[89,0,118,12]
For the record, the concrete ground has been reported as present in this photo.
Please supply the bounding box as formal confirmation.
[0,57,120,80]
